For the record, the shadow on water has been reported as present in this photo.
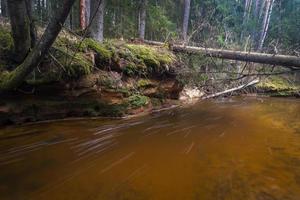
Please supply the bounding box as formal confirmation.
[0,97,300,199]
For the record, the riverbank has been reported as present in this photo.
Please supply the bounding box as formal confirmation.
[0,24,299,125]
[0,24,186,125]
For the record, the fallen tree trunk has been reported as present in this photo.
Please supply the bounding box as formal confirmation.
[144,40,300,68]
[0,0,76,92]
[202,79,260,99]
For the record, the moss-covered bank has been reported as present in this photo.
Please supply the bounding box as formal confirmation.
[1,25,299,125]
[256,76,300,97]
[0,26,183,125]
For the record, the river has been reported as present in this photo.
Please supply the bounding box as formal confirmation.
[0,97,300,200]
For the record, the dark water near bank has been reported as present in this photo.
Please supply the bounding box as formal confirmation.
[0,97,300,200]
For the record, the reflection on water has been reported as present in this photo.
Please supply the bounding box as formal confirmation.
[0,97,300,200]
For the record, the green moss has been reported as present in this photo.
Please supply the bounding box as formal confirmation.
[54,37,176,78]
[257,76,300,96]
[33,33,178,83]
[100,77,115,89]
[66,53,93,78]
[123,62,147,76]
[0,71,11,86]
[153,91,167,99]
[127,95,150,108]
[0,27,13,56]
[150,98,163,107]
[81,38,112,61]
[98,72,120,89]
[82,101,128,117]
[137,79,152,88]
[116,89,130,97]
[125,44,175,72]
[40,100,129,118]
[258,76,298,91]
[55,36,85,54]
[55,37,72,48]
[156,50,176,65]
[53,46,93,79]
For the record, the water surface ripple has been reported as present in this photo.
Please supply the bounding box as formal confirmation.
[0,97,300,200]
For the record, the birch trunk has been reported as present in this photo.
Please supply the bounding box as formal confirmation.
[240,0,253,41]
[258,0,274,51]
[259,0,266,19]
[254,0,261,18]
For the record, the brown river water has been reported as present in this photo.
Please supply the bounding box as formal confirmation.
[0,97,300,200]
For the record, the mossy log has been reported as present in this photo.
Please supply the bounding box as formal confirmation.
[145,40,300,68]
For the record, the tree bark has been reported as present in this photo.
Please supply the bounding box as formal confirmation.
[85,0,90,26]
[25,0,37,47]
[71,1,80,29]
[240,0,253,41]
[138,0,147,40]
[7,0,32,63]
[258,0,274,51]
[1,0,8,17]
[182,0,191,42]
[89,0,104,42]
[36,0,42,21]
[144,40,300,68]
[80,0,86,29]
[252,0,261,42]
[254,0,261,18]
[0,0,77,91]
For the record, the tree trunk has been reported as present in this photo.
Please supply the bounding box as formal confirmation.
[144,40,300,68]
[182,0,191,42]
[258,0,274,51]
[254,0,261,18]
[240,0,253,41]
[25,0,37,47]
[252,0,261,42]
[36,0,42,21]
[46,0,52,18]
[80,0,86,29]
[71,1,80,29]
[259,0,266,19]
[138,0,147,40]
[89,0,104,42]
[1,0,8,17]
[0,0,77,91]
[7,0,32,63]
[65,14,71,29]
[85,0,90,26]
